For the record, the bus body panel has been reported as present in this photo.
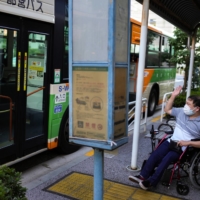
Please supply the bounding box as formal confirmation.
[0,0,70,165]
[48,83,69,149]
[130,18,176,116]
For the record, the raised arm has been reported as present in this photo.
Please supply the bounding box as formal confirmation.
[164,86,182,115]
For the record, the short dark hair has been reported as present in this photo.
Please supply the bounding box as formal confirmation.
[188,95,200,107]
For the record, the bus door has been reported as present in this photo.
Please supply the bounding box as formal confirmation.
[0,13,52,164]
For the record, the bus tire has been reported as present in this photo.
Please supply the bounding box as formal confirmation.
[57,108,80,154]
[148,88,157,116]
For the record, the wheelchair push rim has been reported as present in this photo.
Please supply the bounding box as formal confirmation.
[189,151,200,189]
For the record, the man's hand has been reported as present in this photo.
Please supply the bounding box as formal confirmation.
[164,86,182,115]
[172,86,182,98]
[178,140,200,148]
[177,140,190,147]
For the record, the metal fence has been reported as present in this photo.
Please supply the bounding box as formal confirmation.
[128,98,148,132]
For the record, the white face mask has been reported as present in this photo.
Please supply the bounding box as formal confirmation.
[183,104,195,116]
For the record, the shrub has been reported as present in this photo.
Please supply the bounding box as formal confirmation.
[0,166,27,200]
[173,93,186,107]
[0,180,6,199]
[165,88,200,119]
[173,88,200,107]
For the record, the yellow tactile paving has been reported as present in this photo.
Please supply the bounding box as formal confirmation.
[85,149,118,157]
[151,115,161,122]
[46,172,181,200]
[85,150,94,156]
[151,113,166,122]
[160,196,181,200]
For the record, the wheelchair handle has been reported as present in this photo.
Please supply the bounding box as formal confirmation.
[191,138,200,141]
[165,131,174,135]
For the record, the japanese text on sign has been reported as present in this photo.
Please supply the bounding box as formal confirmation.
[72,67,108,140]
[0,0,55,23]
[55,93,66,104]
[7,0,43,12]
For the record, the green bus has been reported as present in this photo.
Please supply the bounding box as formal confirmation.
[129,18,176,116]
[0,0,78,165]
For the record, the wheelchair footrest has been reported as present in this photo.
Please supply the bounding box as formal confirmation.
[161,169,173,186]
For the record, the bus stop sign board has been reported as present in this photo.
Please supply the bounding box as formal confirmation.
[69,0,130,150]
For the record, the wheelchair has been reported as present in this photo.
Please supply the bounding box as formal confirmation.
[146,123,200,195]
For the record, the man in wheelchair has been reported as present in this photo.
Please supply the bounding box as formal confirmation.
[129,86,200,190]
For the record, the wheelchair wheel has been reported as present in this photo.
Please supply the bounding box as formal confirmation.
[176,183,189,195]
[189,151,200,189]
[158,123,173,133]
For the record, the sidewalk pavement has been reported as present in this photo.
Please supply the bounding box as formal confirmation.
[22,120,197,200]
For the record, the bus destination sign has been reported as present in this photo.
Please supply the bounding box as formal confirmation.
[0,0,55,23]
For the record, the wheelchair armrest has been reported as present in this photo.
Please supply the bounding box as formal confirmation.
[191,138,200,141]
[165,131,174,135]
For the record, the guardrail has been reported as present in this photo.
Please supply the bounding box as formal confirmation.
[160,92,172,122]
[128,98,148,132]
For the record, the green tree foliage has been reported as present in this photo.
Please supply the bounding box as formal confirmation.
[168,28,200,91]
[172,88,200,108]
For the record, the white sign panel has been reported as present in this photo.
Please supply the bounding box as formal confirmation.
[50,84,69,95]
[55,93,66,104]
[0,0,55,23]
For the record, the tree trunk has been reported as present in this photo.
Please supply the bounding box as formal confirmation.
[183,57,190,93]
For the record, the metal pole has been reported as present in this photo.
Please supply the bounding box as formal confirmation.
[131,0,149,169]
[187,35,196,98]
[94,148,104,200]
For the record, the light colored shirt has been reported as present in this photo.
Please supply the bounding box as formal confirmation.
[169,107,200,150]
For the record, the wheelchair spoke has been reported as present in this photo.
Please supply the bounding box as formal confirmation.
[189,151,200,189]
[194,160,200,186]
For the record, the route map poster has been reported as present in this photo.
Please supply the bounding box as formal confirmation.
[72,67,108,140]
[114,68,127,139]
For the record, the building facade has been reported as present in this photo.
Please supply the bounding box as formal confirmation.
[131,0,175,34]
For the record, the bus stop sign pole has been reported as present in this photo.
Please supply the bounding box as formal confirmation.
[94,149,104,200]
[69,1,130,199]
